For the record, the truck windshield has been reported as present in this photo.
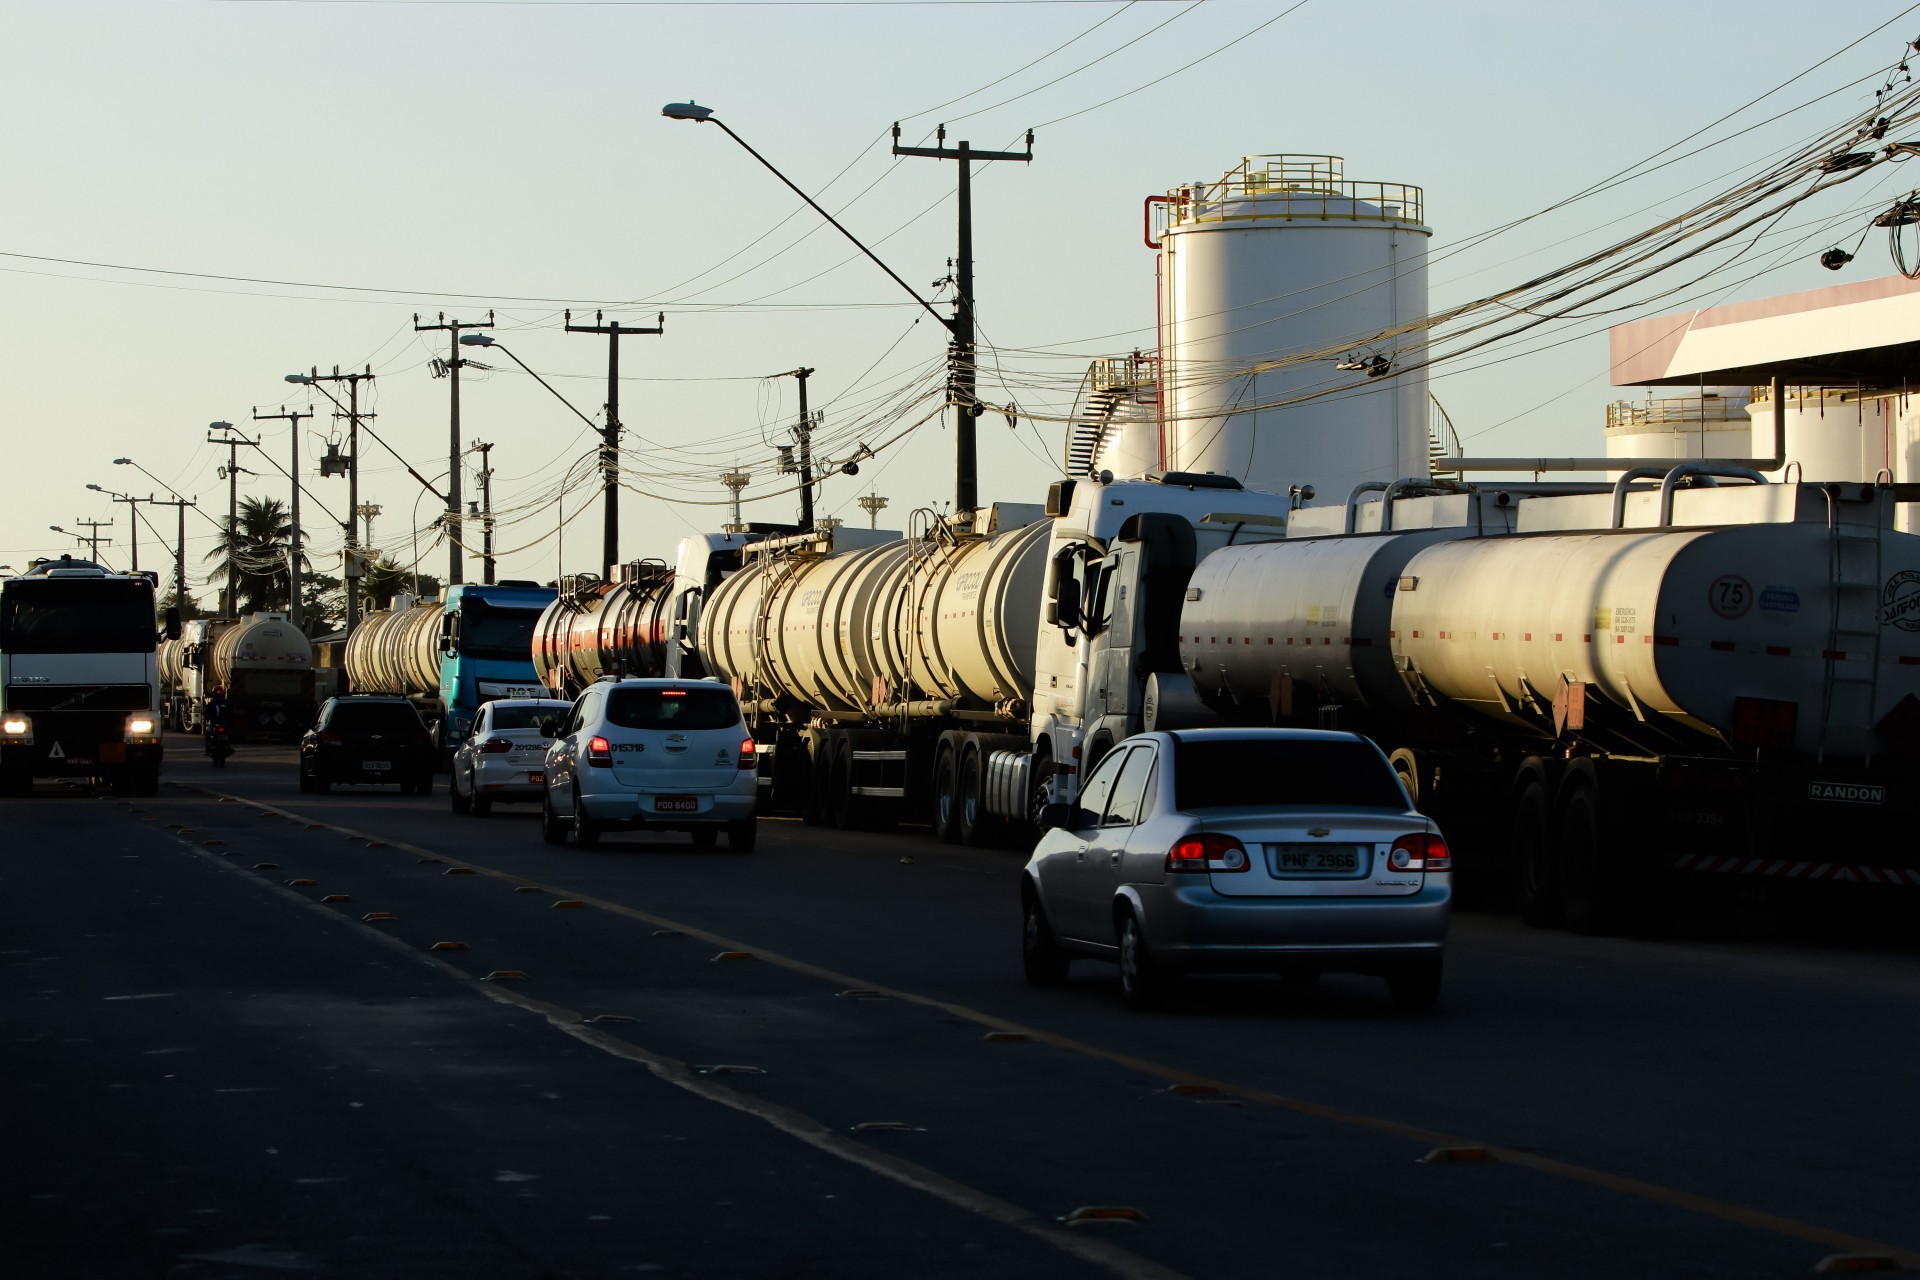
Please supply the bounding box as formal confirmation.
[458,605,540,662]
[1,580,154,655]
[1173,737,1409,811]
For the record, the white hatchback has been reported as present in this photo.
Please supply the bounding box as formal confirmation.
[450,697,572,816]
[541,678,759,850]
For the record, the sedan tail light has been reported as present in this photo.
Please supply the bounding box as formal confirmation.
[1166,832,1249,873]
[586,735,613,767]
[738,737,757,769]
[1388,833,1451,872]
[480,737,513,754]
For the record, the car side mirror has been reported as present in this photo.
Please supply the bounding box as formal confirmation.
[1038,802,1075,831]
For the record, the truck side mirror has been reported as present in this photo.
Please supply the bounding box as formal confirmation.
[1048,578,1081,630]
[163,607,182,642]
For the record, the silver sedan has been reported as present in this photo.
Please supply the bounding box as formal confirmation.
[450,698,573,816]
[1022,728,1450,1010]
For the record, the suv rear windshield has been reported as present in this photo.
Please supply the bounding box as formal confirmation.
[1173,737,1407,811]
[491,705,563,731]
[604,686,739,731]
[329,702,424,733]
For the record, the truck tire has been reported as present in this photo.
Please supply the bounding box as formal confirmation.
[1556,774,1620,936]
[931,743,961,844]
[1510,776,1560,928]
[958,746,994,847]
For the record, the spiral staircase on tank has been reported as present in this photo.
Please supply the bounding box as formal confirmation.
[1064,354,1159,477]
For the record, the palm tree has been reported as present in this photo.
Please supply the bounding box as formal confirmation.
[203,497,297,615]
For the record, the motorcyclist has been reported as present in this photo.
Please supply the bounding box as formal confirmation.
[204,686,231,759]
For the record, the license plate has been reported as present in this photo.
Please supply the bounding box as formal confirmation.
[528,771,545,785]
[1272,846,1361,875]
[100,744,126,764]
[654,796,699,813]
[363,760,391,771]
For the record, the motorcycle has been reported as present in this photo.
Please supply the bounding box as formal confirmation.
[205,723,233,768]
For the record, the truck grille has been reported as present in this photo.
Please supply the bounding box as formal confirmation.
[4,684,151,711]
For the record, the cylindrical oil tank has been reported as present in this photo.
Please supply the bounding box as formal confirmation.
[1746,387,1874,483]
[158,637,187,689]
[1157,155,1430,498]
[206,614,315,690]
[701,539,913,713]
[1606,389,1754,476]
[873,518,1052,708]
[344,602,442,699]
[530,570,676,694]
[1391,523,1920,757]
[1180,526,1483,717]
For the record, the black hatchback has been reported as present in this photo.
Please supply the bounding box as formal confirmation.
[299,696,436,794]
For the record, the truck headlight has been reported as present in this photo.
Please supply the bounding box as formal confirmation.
[2,715,30,739]
[125,715,159,741]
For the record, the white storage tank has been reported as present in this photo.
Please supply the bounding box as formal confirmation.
[1605,389,1754,475]
[1746,386,1878,484]
[1155,155,1431,499]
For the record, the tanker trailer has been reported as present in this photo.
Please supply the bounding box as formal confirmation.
[344,599,441,719]
[205,613,316,741]
[699,473,1297,843]
[1176,470,1920,934]
[157,635,189,731]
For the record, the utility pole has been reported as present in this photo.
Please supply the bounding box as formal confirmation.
[414,312,493,588]
[100,494,150,571]
[305,366,375,635]
[71,519,113,563]
[468,441,496,585]
[774,367,817,529]
[147,496,197,616]
[253,405,314,629]
[208,425,260,616]
[565,310,664,576]
[891,123,1033,521]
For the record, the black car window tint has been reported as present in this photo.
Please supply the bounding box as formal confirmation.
[1076,747,1130,826]
[490,705,556,731]
[330,704,422,733]
[1173,738,1407,811]
[1103,747,1154,827]
[603,686,739,731]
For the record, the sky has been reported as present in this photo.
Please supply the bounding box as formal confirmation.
[3,0,1917,602]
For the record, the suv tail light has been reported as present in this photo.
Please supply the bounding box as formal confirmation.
[480,737,513,754]
[587,735,613,767]
[320,731,343,746]
[1388,833,1451,872]
[738,737,757,769]
[1167,832,1249,873]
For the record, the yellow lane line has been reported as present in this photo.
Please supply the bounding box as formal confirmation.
[193,787,1920,1269]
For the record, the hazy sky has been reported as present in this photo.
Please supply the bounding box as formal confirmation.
[3,0,1914,598]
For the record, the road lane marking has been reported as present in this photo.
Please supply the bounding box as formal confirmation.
[190,786,1920,1268]
[161,811,1192,1280]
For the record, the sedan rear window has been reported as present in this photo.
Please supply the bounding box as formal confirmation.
[1173,737,1407,811]
[604,686,739,731]
[491,705,564,732]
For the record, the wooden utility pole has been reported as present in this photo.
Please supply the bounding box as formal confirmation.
[208,426,260,615]
[774,367,817,529]
[890,123,1033,520]
[252,405,314,628]
[414,312,493,587]
[470,441,496,585]
[565,310,663,577]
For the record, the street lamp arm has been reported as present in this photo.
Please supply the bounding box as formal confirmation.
[484,342,602,433]
[701,116,955,335]
[297,377,446,507]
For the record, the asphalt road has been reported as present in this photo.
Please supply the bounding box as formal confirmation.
[6,735,1918,1279]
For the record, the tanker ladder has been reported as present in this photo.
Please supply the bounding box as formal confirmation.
[1820,485,1885,763]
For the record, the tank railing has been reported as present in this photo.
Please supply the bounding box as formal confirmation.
[1657,465,1767,526]
[1609,468,1672,530]
[1379,478,1472,532]
[1343,482,1390,534]
[1605,394,1753,430]
[1169,155,1424,226]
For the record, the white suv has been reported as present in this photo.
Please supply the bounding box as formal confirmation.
[541,678,758,851]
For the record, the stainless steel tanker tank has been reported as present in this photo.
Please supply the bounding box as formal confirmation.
[344,601,443,698]
[206,614,314,691]
[530,567,676,693]
[699,517,1051,717]
[157,636,187,690]
[1183,499,1920,758]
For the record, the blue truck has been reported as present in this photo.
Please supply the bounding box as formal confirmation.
[342,582,558,754]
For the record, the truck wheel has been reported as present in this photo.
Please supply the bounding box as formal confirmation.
[1510,778,1560,928]
[931,744,961,844]
[958,747,994,846]
[1556,777,1618,935]
[1389,748,1424,808]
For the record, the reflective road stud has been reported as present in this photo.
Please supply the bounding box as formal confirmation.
[443,867,476,876]
[550,900,585,910]
[430,942,470,952]
[712,951,754,961]
[1813,1257,1904,1274]
[1421,1147,1494,1164]
[285,879,317,887]
[1061,1207,1148,1228]
[983,1031,1031,1043]
[321,895,351,903]
[482,971,527,981]
[362,912,396,922]
[252,863,279,870]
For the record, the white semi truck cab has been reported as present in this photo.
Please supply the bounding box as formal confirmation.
[0,557,178,796]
